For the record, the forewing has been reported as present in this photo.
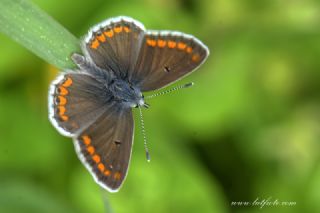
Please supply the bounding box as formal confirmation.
[74,107,134,192]
[48,72,112,137]
[83,16,145,79]
[131,31,209,91]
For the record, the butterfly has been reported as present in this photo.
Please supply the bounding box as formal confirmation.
[48,16,209,192]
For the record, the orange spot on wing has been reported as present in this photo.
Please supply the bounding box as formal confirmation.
[178,42,186,50]
[104,30,114,38]
[92,154,101,163]
[57,96,67,105]
[114,172,121,180]
[58,106,66,116]
[192,54,200,62]
[168,41,176,48]
[97,34,106,42]
[114,26,123,33]
[82,135,91,146]
[186,46,193,53]
[98,163,105,172]
[157,39,166,48]
[58,86,68,95]
[104,169,111,176]
[90,39,100,49]
[61,115,69,121]
[123,26,131,33]
[146,39,156,47]
[87,146,95,155]
[62,77,73,87]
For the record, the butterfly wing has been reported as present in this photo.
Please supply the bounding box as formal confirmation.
[131,31,209,91]
[48,72,113,137]
[49,71,134,192]
[83,16,145,79]
[74,107,134,192]
[82,16,209,92]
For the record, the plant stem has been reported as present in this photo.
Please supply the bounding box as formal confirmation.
[0,0,80,69]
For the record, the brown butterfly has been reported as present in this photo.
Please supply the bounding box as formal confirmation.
[48,16,209,192]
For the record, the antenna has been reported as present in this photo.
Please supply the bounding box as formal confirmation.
[138,106,150,162]
[145,82,194,99]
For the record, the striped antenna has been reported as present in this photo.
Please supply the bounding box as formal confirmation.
[145,82,194,99]
[138,106,150,162]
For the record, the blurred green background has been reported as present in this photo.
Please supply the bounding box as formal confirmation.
[0,0,319,213]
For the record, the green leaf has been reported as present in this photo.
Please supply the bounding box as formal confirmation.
[0,0,80,69]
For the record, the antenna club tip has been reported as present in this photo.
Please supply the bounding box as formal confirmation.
[146,152,151,162]
[184,82,194,88]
